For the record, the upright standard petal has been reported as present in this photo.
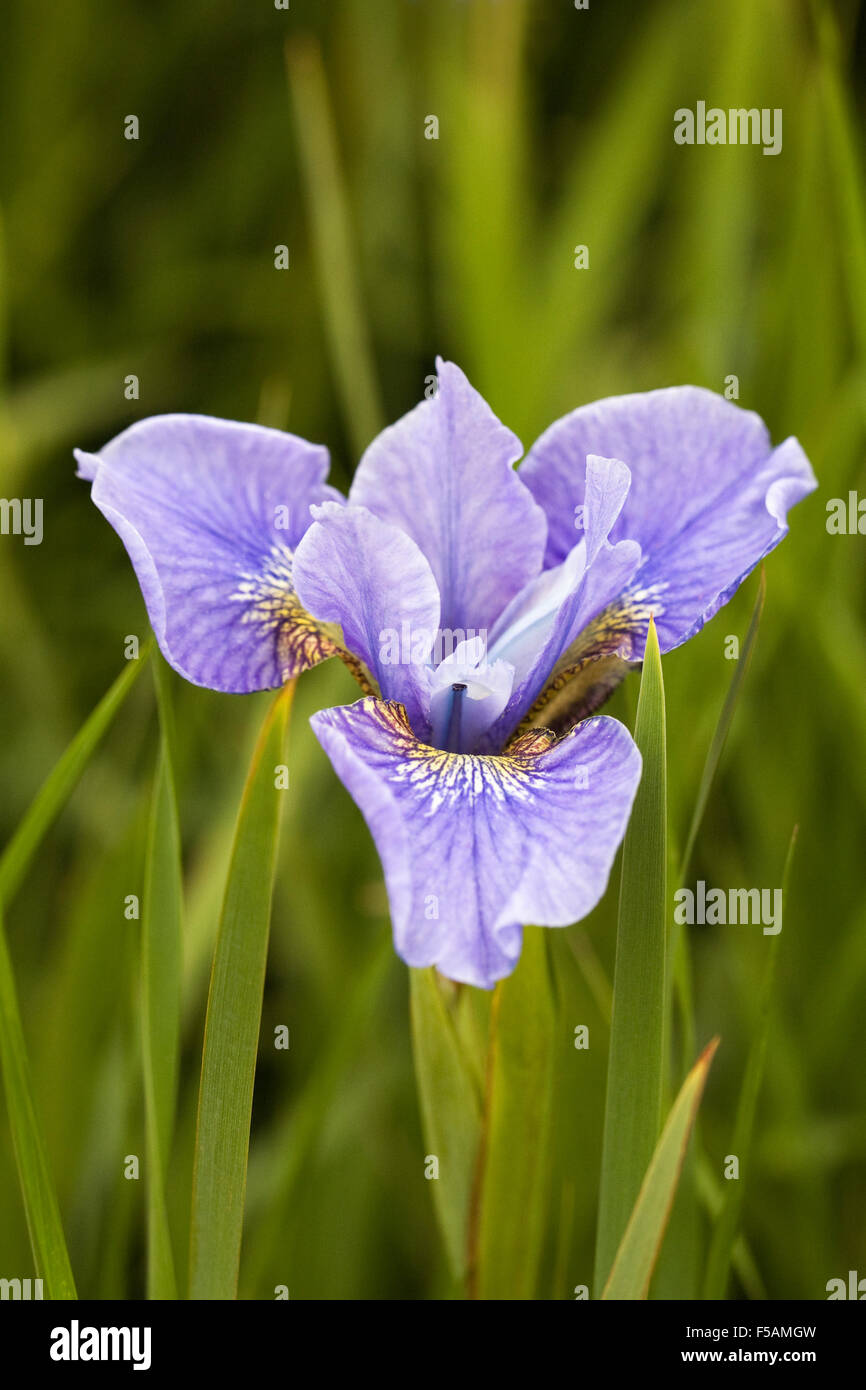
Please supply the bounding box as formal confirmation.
[520,386,817,652]
[75,415,343,692]
[310,698,642,989]
[478,457,642,746]
[349,359,548,632]
[293,501,441,737]
[481,537,642,748]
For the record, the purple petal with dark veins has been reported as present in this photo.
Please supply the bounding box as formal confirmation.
[75,414,342,692]
[293,501,441,737]
[310,697,641,989]
[520,386,816,652]
[349,358,548,633]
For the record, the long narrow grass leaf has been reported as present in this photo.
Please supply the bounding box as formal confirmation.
[188,685,292,1300]
[702,826,798,1298]
[595,615,667,1292]
[696,1153,767,1301]
[0,905,77,1298]
[679,568,766,881]
[660,573,765,1294]
[244,937,393,1294]
[0,649,151,905]
[410,969,482,1284]
[810,0,866,357]
[602,1038,719,1300]
[286,37,384,456]
[474,927,557,1300]
[141,661,183,1299]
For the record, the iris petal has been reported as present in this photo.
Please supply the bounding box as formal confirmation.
[520,386,816,652]
[478,457,643,746]
[310,697,642,989]
[349,358,548,632]
[293,501,441,737]
[76,415,342,692]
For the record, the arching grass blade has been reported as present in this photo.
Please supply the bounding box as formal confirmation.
[0,648,152,905]
[602,1038,719,1300]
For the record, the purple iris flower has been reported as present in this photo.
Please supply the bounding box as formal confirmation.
[75,360,816,988]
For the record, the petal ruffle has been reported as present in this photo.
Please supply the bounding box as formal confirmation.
[348,358,548,633]
[293,501,441,736]
[310,697,642,989]
[520,387,817,652]
[76,415,342,692]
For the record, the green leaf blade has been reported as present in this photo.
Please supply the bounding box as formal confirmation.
[474,927,558,1300]
[702,826,798,1299]
[0,650,151,906]
[188,685,292,1300]
[594,615,668,1293]
[0,907,77,1299]
[602,1037,719,1301]
[409,969,482,1285]
[141,664,183,1300]
[679,568,766,883]
[285,38,384,457]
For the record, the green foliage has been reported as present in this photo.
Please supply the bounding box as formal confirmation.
[595,617,667,1292]
[0,0,862,1299]
[141,662,183,1299]
[474,928,558,1300]
[0,907,77,1299]
[603,1039,719,1300]
[189,686,292,1299]
[409,969,481,1284]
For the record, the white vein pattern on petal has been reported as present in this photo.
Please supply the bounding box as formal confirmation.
[228,541,296,631]
[389,754,546,815]
[369,704,554,816]
[623,578,668,612]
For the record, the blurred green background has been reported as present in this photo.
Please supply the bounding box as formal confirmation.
[1,0,864,1299]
